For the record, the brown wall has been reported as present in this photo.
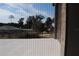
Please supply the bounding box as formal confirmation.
[65,4,79,56]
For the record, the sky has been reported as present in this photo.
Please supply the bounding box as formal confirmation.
[0,3,55,23]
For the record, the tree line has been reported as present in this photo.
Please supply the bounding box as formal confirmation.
[0,15,55,33]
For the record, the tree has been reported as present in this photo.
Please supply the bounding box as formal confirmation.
[45,17,54,32]
[25,16,34,29]
[33,15,44,32]
[9,15,15,23]
[26,15,45,32]
[35,15,45,21]
[18,18,24,28]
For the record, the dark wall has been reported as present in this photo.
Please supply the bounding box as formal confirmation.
[65,4,79,56]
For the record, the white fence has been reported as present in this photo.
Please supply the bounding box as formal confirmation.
[0,38,61,56]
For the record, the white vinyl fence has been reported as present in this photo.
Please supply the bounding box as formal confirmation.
[0,38,61,56]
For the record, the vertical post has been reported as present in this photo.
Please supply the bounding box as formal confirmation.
[60,4,66,56]
[55,4,66,55]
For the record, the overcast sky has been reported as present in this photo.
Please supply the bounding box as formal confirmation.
[0,3,55,23]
